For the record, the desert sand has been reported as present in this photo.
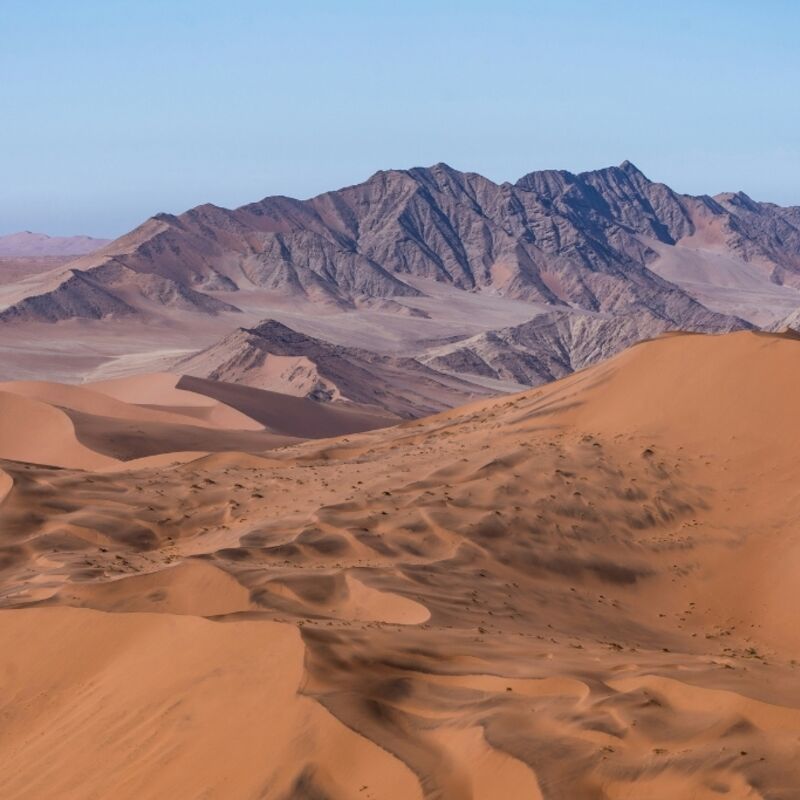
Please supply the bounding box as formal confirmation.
[1,331,800,798]
[0,372,396,468]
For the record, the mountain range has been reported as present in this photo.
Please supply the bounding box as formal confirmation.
[2,161,800,415]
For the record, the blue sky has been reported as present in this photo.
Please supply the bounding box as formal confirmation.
[1,0,798,237]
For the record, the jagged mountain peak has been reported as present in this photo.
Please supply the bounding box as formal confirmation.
[246,318,316,342]
[515,167,578,196]
[151,212,180,224]
[515,160,649,195]
[617,159,647,178]
[714,190,761,211]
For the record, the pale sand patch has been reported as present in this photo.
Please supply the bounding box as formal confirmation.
[427,726,544,800]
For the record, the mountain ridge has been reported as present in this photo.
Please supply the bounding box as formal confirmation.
[5,160,794,325]
[5,160,800,411]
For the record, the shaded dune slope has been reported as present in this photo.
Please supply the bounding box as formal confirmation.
[176,374,398,437]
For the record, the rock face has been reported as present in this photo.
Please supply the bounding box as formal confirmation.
[768,306,800,333]
[0,265,239,323]
[180,307,748,418]
[711,193,800,283]
[3,160,796,325]
[176,319,496,418]
[422,309,740,386]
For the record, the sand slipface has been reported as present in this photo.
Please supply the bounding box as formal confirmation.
[0,371,396,466]
[1,331,800,797]
[0,391,119,470]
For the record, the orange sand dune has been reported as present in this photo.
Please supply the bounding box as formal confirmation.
[0,391,118,469]
[2,331,800,798]
[0,382,288,465]
[548,329,800,463]
[177,374,399,438]
[0,467,12,505]
[85,371,266,430]
[87,371,222,405]
[0,607,422,800]
[0,378,251,428]
[0,371,396,466]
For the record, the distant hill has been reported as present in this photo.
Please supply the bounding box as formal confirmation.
[0,231,110,257]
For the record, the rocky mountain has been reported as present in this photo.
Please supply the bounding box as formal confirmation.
[768,305,800,332]
[0,262,239,324]
[4,161,800,414]
[0,231,110,257]
[710,192,800,282]
[179,308,748,419]
[3,161,796,326]
[422,308,727,386]
[176,319,496,417]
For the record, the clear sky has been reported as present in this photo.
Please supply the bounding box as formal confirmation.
[1,0,798,237]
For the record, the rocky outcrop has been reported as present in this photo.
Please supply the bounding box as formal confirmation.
[424,307,746,388]
[0,269,135,323]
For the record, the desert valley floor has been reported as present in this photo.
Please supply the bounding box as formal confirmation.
[1,330,799,799]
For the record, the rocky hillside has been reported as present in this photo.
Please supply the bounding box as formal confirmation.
[421,307,745,386]
[176,319,496,418]
[7,161,800,414]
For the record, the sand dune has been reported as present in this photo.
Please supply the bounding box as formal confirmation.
[0,391,118,469]
[86,371,266,430]
[0,372,396,465]
[86,371,218,405]
[1,331,800,797]
[0,607,422,800]
[0,380,285,465]
[177,374,399,438]
[0,378,248,429]
[60,408,298,461]
[0,467,12,505]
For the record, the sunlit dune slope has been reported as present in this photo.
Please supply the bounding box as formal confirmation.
[0,391,118,469]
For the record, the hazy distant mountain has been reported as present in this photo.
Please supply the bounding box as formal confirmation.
[0,231,110,257]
